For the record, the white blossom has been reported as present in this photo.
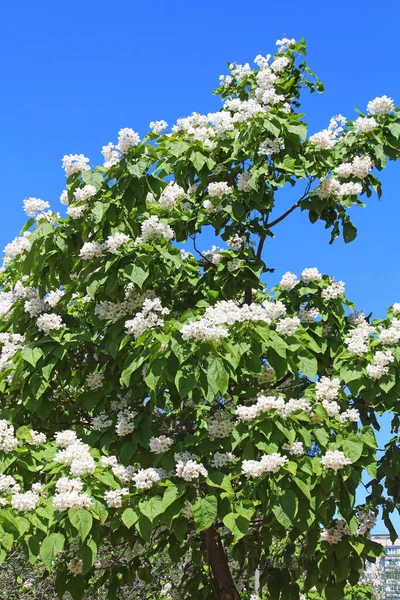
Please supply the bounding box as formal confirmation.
[367,95,395,115]
[320,450,352,470]
[36,313,64,334]
[23,198,50,217]
[280,271,298,290]
[242,453,288,478]
[11,491,39,512]
[104,488,129,508]
[276,316,300,335]
[301,267,322,283]
[150,120,168,134]
[62,154,90,176]
[149,435,173,454]
[208,182,232,197]
[354,116,377,133]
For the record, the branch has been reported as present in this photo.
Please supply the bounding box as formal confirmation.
[267,177,314,230]
[190,234,213,266]
[267,201,300,229]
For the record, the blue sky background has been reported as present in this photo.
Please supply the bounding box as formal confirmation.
[1,0,400,533]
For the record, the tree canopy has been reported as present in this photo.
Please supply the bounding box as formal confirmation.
[0,37,399,600]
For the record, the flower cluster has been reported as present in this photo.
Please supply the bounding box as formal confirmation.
[367,95,395,115]
[280,271,299,290]
[321,280,345,300]
[208,182,232,197]
[23,198,50,217]
[158,182,187,210]
[366,350,394,380]
[309,115,346,150]
[55,433,95,476]
[207,414,235,439]
[335,155,373,179]
[211,452,236,468]
[258,137,285,155]
[149,435,173,454]
[242,453,288,477]
[345,319,375,355]
[125,297,170,338]
[11,490,39,512]
[0,420,19,453]
[87,372,105,390]
[137,216,174,244]
[104,488,129,508]
[175,452,208,481]
[313,178,362,199]
[101,128,141,168]
[379,318,400,345]
[235,394,311,421]
[320,450,352,470]
[36,313,64,334]
[132,467,166,490]
[53,477,92,510]
[321,520,351,544]
[62,154,90,176]
[3,233,31,260]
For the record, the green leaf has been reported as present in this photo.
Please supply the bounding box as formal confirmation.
[139,496,163,522]
[342,435,363,462]
[40,533,65,571]
[223,513,250,541]
[122,508,139,529]
[272,490,298,529]
[81,171,103,190]
[206,357,229,396]
[20,347,43,367]
[343,221,357,244]
[206,472,234,494]
[192,495,218,531]
[388,122,400,139]
[124,264,148,289]
[297,351,318,379]
[68,509,93,542]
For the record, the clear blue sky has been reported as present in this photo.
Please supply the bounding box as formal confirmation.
[1,0,400,533]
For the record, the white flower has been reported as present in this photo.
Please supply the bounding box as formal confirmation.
[276,38,296,53]
[55,430,78,447]
[321,520,351,544]
[282,441,304,456]
[132,467,165,489]
[150,120,168,134]
[276,316,300,335]
[149,435,173,454]
[270,56,290,72]
[118,128,140,154]
[315,377,341,401]
[367,95,395,115]
[211,452,236,468]
[46,290,65,308]
[115,409,136,436]
[280,271,298,290]
[55,442,95,476]
[237,172,252,192]
[125,298,169,338]
[104,233,131,254]
[301,267,322,283]
[175,459,208,481]
[67,205,87,219]
[321,281,345,300]
[23,198,50,217]
[138,216,174,243]
[207,415,235,439]
[11,491,39,511]
[62,154,90,176]
[208,181,232,197]
[158,182,187,210]
[104,488,129,508]
[354,116,377,133]
[366,350,394,380]
[4,234,31,259]
[258,137,284,155]
[27,430,46,446]
[102,142,120,168]
[87,372,104,390]
[36,313,64,334]
[320,450,352,470]
[79,241,103,260]
[242,453,288,478]
[60,190,69,205]
[339,408,359,423]
[73,184,97,202]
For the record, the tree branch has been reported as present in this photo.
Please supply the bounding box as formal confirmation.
[267,201,301,229]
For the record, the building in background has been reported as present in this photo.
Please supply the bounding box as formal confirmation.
[365,534,400,599]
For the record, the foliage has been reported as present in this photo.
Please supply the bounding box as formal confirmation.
[0,37,399,599]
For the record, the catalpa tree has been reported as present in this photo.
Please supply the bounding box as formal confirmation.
[0,37,399,600]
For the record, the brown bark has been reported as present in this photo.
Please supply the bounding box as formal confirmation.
[201,525,240,600]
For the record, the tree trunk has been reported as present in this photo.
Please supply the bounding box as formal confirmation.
[201,525,240,600]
